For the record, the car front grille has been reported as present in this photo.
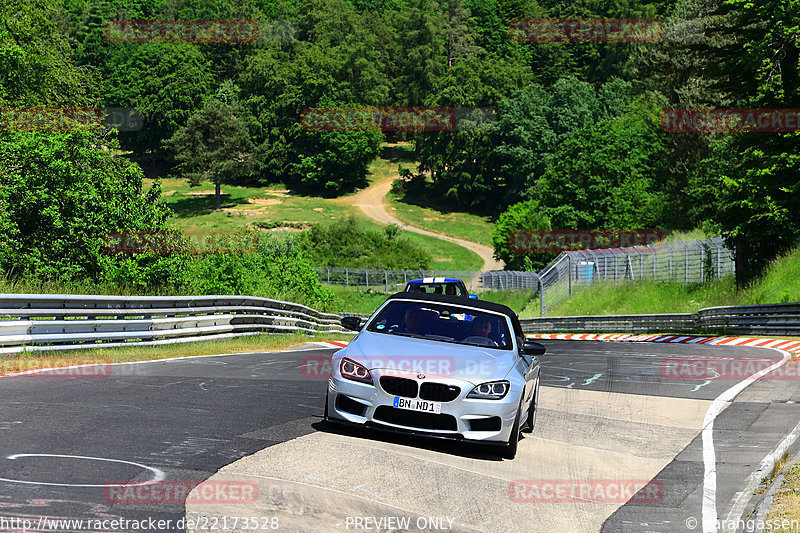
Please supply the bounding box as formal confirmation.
[379,376,418,398]
[373,406,457,431]
[419,382,461,402]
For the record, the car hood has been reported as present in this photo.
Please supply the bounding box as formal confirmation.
[343,331,516,383]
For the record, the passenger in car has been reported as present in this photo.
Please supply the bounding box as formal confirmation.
[403,308,425,335]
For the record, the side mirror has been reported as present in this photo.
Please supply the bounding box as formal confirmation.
[468,294,478,300]
[522,342,546,356]
[340,316,362,331]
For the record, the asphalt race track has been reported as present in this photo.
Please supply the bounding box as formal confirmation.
[0,340,798,532]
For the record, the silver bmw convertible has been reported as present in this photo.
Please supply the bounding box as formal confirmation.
[324,292,545,459]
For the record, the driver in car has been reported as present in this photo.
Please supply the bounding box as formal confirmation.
[472,316,498,346]
[403,308,425,335]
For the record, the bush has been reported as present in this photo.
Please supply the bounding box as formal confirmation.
[299,216,430,269]
[291,129,382,196]
[180,233,333,309]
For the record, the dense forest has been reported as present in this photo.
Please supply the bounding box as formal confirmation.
[1,0,798,293]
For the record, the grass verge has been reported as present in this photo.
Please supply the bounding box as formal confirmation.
[521,246,800,317]
[385,190,495,247]
[766,460,800,530]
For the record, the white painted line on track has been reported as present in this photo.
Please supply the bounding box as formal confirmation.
[0,453,165,487]
[701,348,792,533]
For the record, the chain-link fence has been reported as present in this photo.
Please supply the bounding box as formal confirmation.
[313,267,480,293]
[315,238,735,315]
[531,237,735,315]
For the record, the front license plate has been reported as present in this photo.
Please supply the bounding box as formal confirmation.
[393,397,442,414]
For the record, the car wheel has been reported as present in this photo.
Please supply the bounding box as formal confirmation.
[500,401,522,460]
[522,378,539,434]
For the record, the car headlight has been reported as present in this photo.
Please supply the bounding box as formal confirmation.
[467,380,510,400]
[340,357,373,384]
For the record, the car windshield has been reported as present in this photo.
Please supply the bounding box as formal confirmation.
[406,282,467,297]
[366,300,511,349]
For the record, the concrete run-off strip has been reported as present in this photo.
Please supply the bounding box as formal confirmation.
[185,387,717,533]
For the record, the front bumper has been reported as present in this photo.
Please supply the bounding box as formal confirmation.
[326,371,520,444]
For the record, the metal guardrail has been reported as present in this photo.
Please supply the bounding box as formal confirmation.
[0,294,352,354]
[521,302,800,336]
[3,293,796,355]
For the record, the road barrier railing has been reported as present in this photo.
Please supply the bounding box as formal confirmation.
[0,294,351,354]
[696,303,800,336]
[521,302,800,336]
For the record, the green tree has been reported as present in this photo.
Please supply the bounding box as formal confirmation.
[0,130,178,283]
[539,94,670,230]
[105,44,213,154]
[491,199,553,270]
[394,0,448,106]
[0,0,98,107]
[166,95,254,210]
[694,0,800,283]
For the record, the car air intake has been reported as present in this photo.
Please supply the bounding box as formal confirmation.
[380,376,418,398]
[373,406,457,431]
[419,382,461,402]
[469,417,502,432]
[335,395,367,416]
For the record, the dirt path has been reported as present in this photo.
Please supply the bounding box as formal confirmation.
[350,175,504,272]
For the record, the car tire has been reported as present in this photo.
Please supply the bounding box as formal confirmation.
[521,378,539,434]
[323,394,336,428]
[500,401,522,460]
